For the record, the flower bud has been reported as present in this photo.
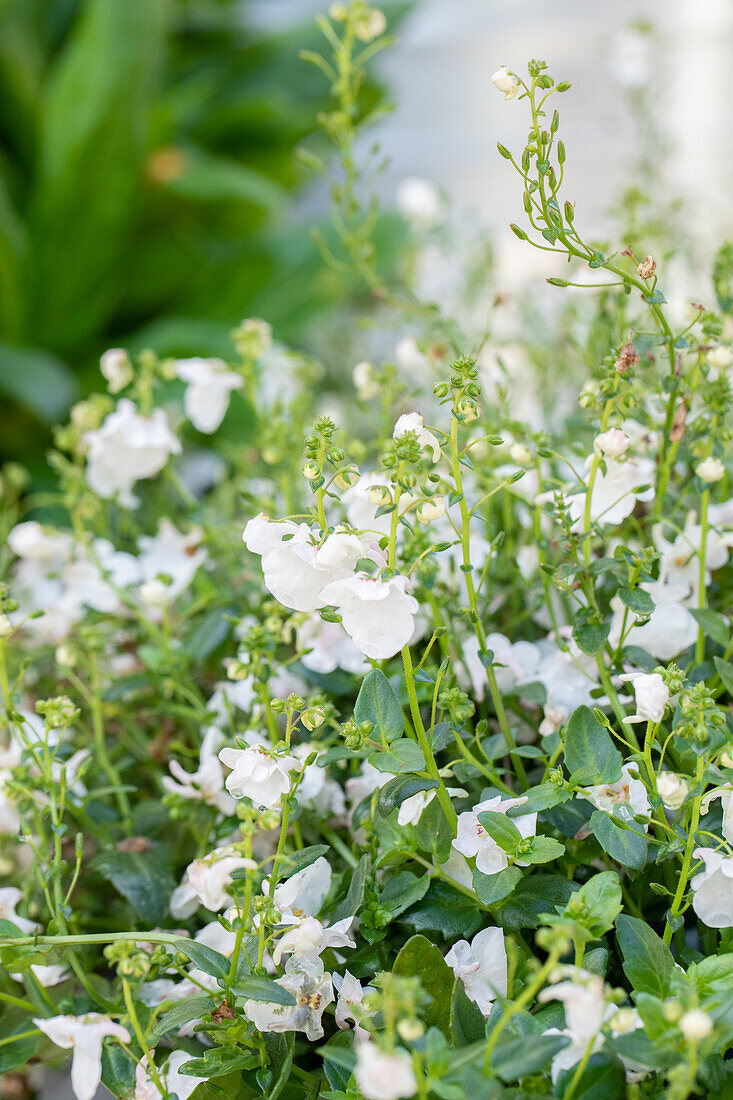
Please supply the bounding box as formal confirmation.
[594,428,629,459]
[100,348,133,393]
[679,1008,713,1042]
[302,462,321,481]
[416,496,446,523]
[696,456,725,482]
[302,705,326,732]
[657,772,689,811]
[491,66,520,100]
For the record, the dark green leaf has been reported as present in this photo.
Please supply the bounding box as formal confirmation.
[232,974,295,1005]
[590,812,648,871]
[616,914,674,998]
[149,996,216,1042]
[476,810,522,856]
[179,1046,259,1078]
[354,669,404,743]
[371,739,425,774]
[450,979,485,1046]
[496,874,577,931]
[378,774,438,817]
[564,706,622,785]
[332,855,369,923]
[473,866,521,907]
[174,939,230,982]
[492,1033,571,1082]
[393,934,453,1033]
[691,608,729,648]
[557,1053,626,1099]
[91,847,175,924]
[381,871,430,919]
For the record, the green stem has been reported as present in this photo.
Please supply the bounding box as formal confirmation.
[402,645,457,834]
[664,754,705,945]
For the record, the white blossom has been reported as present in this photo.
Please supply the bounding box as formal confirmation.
[0,887,38,933]
[170,847,256,916]
[175,357,243,434]
[679,1009,713,1042]
[691,848,733,927]
[319,573,419,660]
[33,1015,131,1100]
[244,952,334,1040]
[396,178,442,229]
[578,764,650,820]
[268,857,332,924]
[83,400,181,504]
[137,519,207,605]
[334,970,375,1039]
[393,412,441,463]
[619,671,669,724]
[99,349,133,393]
[609,581,697,661]
[162,727,235,814]
[218,744,299,808]
[594,428,629,458]
[273,915,355,964]
[491,66,520,99]
[657,772,689,811]
[453,794,537,876]
[445,926,507,1015]
[354,1041,418,1100]
[696,457,725,483]
[296,613,369,675]
[569,453,654,527]
[538,972,610,1082]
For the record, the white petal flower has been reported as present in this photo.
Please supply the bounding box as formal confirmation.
[0,887,38,934]
[34,1015,131,1100]
[700,787,733,844]
[691,848,733,927]
[619,671,669,724]
[99,348,133,393]
[578,765,650,820]
[273,915,355,964]
[170,847,256,916]
[319,573,419,660]
[83,400,181,504]
[137,519,207,604]
[453,795,537,876]
[218,744,299,808]
[244,952,334,1040]
[569,454,654,527]
[296,613,369,675]
[396,178,442,229]
[538,972,610,1082]
[175,357,243,433]
[491,66,520,99]
[594,428,629,458]
[268,857,332,924]
[355,1041,418,1100]
[162,728,235,814]
[696,457,725,482]
[445,926,507,1015]
[334,970,375,1038]
[657,772,689,811]
[393,412,441,463]
[609,581,697,661]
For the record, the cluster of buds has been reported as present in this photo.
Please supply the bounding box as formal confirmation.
[434,354,482,424]
[341,717,373,751]
[437,687,475,726]
[35,696,79,730]
[674,683,726,747]
[368,972,427,1041]
[103,940,154,981]
[232,317,272,363]
[329,2,387,43]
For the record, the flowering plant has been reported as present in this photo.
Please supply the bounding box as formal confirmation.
[2,8,733,1100]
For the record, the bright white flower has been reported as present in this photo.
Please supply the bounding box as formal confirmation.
[679,1008,713,1042]
[355,1041,418,1100]
[344,472,394,535]
[320,573,419,660]
[708,345,733,373]
[538,972,610,1082]
[594,428,629,458]
[696,457,725,483]
[394,336,427,373]
[99,348,133,393]
[170,847,256,916]
[296,613,369,675]
[137,519,207,604]
[657,772,689,811]
[578,764,650,820]
[619,671,669,724]
[33,1015,131,1100]
[397,782,464,827]
[701,786,733,844]
[346,762,391,817]
[0,887,38,933]
[218,744,299,808]
[416,496,446,523]
[396,178,442,228]
[393,412,441,463]
[273,915,355,964]
[491,65,520,99]
[268,857,332,924]
[334,970,375,1039]
[353,361,380,399]
[453,795,537,876]
[609,581,697,661]
[462,633,541,701]
[654,513,731,592]
[175,357,243,434]
[135,1050,207,1100]
[244,952,334,1040]
[162,727,235,814]
[83,400,181,504]
[691,848,733,927]
[570,453,654,527]
[445,926,507,1015]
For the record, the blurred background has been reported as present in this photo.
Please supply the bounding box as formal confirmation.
[2,0,732,477]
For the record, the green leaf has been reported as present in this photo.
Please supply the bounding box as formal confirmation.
[332,854,369,923]
[174,939,230,982]
[473,866,522,907]
[149,996,216,1042]
[0,343,77,421]
[100,1044,136,1096]
[505,782,571,815]
[476,810,522,857]
[616,914,674,998]
[688,952,733,996]
[496,874,577,931]
[563,706,623,785]
[522,835,565,865]
[393,934,453,1033]
[371,739,425,774]
[691,608,730,648]
[590,811,648,870]
[378,774,438,817]
[232,974,295,1006]
[618,586,655,616]
[355,669,404,743]
[714,657,733,696]
[179,1046,259,1078]
[401,881,482,941]
[261,1032,295,1100]
[564,871,622,939]
[450,978,485,1046]
[161,147,286,211]
[557,1053,627,1099]
[279,845,331,878]
[573,618,611,656]
[184,607,235,660]
[381,871,430,919]
[492,1033,571,1082]
[91,847,175,924]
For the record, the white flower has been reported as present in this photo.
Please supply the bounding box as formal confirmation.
[691,848,733,927]
[679,1008,713,1042]
[657,772,689,811]
[34,1015,131,1100]
[83,400,181,504]
[654,513,731,592]
[135,1051,206,1100]
[320,573,419,660]
[268,857,332,924]
[99,348,132,393]
[491,66,520,99]
[162,727,235,814]
[594,428,629,458]
[538,972,610,1082]
[461,633,541,701]
[11,962,69,987]
[453,795,537,876]
[394,336,428,373]
[609,581,697,661]
[445,927,507,1015]
[396,178,442,228]
[291,744,346,817]
[393,412,441,463]
[696,457,725,482]
[569,453,654,527]
[218,744,298,808]
[0,887,38,933]
[353,361,380,399]
[175,357,243,434]
[708,345,733,373]
[344,472,394,535]
[578,764,650,820]
[334,970,375,1039]
[244,952,334,1040]
[137,519,207,604]
[397,783,465,827]
[273,915,355,964]
[619,671,669,724]
[701,786,733,844]
[296,613,369,675]
[170,847,256,916]
[416,496,446,524]
[355,1041,418,1100]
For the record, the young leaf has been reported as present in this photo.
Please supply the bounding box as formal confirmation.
[354,669,404,743]
[563,706,623,785]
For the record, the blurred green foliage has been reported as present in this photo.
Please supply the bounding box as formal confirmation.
[0,0,394,471]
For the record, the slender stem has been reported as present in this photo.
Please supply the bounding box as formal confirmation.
[664,754,705,945]
[402,645,457,833]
